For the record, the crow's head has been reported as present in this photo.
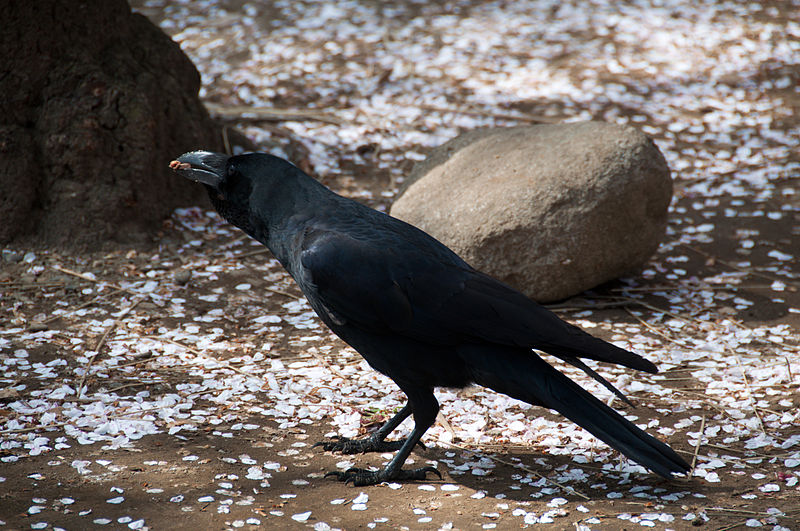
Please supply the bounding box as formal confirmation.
[171,150,256,234]
[170,150,231,190]
[171,150,306,241]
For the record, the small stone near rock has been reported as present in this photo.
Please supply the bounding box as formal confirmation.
[174,269,193,285]
[63,282,81,293]
[2,249,23,263]
[28,322,49,332]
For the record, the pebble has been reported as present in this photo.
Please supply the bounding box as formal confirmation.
[2,249,22,263]
[174,269,192,285]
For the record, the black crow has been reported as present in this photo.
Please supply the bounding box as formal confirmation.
[171,151,690,486]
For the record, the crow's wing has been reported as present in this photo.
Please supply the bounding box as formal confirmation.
[298,228,656,373]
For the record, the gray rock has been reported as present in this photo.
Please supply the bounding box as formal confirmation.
[390,122,672,302]
[174,269,193,285]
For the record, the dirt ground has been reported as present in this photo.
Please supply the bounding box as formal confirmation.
[2,1,799,530]
[1,207,798,530]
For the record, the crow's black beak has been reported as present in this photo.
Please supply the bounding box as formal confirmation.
[170,150,229,189]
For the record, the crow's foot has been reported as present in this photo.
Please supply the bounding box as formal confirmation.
[313,434,407,455]
[325,466,442,486]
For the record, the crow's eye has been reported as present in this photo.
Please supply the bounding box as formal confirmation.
[227,164,236,177]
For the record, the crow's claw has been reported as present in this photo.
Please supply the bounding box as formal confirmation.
[312,435,343,450]
[324,467,373,485]
[313,435,406,454]
[325,466,441,486]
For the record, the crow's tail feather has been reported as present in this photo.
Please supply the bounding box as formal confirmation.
[461,346,690,478]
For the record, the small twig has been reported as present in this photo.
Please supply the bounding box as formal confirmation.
[675,447,751,463]
[51,265,98,282]
[728,318,800,353]
[690,414,706,474]
[106,355,154,370]
[141,336,263,383]
[706,507,772,516]
[0,421,72,435]
[546,299,633,311]
[611,283,777,292]
[205,103,346,125]
[105,382,154,394]
[713,519,750,531]
[436,413,457,442]
[3,282,67,290]
[75,299,142,398]
[236,248,272,259]
[437,440,590,500]
[41,286,128,324]
[734,355,767,436]
[209,234,250,257]
[52,265,139,298]
[682,244,799,288]
[611,285,677,292]
[624,308,683,345]
[614,284,799,356]
[308,349,347,380]
[668,390,740,421]
[621,297,692,322]
[415,103,561,124]
[265,286,304,300]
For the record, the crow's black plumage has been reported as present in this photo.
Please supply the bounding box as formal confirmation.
[171,151,690,486]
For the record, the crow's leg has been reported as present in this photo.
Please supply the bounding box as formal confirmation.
[314,403,413,454]
[326,387,442,486]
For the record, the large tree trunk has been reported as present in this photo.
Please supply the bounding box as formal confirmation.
[0,0,223,249]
